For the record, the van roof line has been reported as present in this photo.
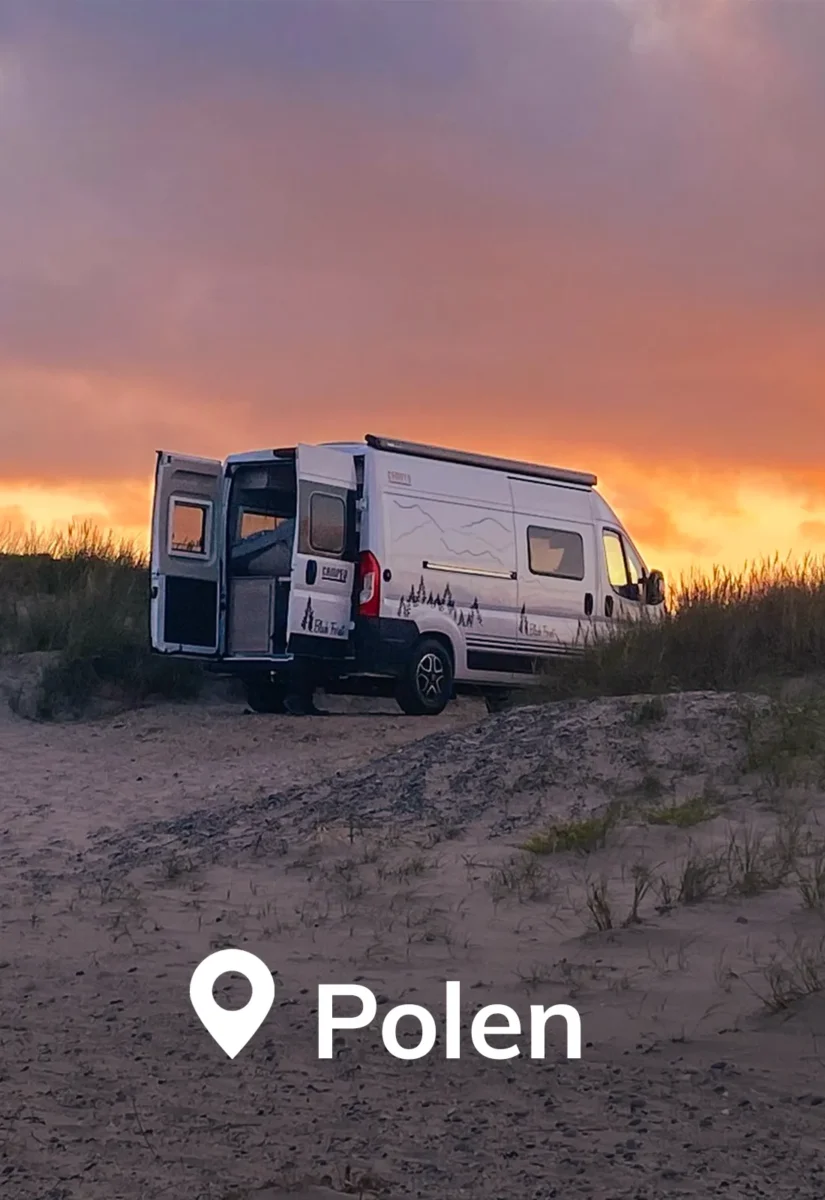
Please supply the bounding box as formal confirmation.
[364,434,597,488]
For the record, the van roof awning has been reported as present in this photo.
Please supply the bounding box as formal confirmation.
[364,435,596,488]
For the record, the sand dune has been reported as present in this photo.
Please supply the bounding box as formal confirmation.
[3,675,825,1198]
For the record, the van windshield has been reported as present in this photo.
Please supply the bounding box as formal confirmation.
[624,539,646,588]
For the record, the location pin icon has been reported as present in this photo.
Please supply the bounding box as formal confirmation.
[189,948,275,1058]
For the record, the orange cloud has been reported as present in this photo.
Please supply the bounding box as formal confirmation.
[2,2,825,575]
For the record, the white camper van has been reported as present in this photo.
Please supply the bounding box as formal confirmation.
[150,435,664,715]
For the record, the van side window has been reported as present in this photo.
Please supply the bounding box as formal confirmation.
[169,498,210,556]
[602,530,641,601]
[527,526,585,580]
[309,492,346,556]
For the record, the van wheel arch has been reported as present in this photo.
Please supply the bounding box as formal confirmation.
[421,630,455,671]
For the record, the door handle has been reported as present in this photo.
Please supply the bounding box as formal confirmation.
[584,592,593,616]
[305,559,317,585]
[605,595,614,617]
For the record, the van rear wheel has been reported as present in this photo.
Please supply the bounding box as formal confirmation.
[244,676,287,714]
[396,638,453,716]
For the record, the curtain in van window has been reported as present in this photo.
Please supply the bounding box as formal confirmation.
[527,527,584,579]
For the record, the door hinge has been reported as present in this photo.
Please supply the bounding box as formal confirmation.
[356,497,368,512]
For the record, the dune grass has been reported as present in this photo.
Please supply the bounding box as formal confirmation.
[539,555,825,700]
[646,794,718,828]
[0,522,202,717]
[6,529,825,719]
[521,806,622,856]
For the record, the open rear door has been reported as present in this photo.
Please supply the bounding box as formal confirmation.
[150,451,224,655]
[287,444,358,657]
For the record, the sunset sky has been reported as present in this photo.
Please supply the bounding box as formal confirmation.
[2,0,825,580]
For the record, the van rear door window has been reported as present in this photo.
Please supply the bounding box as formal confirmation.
[169,499,210,556]
[527,526,585,580]
[309,492,346,556]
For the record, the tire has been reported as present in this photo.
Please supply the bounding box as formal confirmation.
[243,676,287,714]
[396,638,453,716]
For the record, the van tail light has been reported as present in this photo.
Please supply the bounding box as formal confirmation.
[358,551,381,618]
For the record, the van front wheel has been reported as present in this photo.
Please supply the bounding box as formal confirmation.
[396,638,453,716]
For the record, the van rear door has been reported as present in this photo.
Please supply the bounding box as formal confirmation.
[286,445,358,657]
[150,451,224,655]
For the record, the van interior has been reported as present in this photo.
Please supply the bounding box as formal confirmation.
[226,458,297,657]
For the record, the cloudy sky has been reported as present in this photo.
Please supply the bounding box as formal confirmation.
[1,0,824,577]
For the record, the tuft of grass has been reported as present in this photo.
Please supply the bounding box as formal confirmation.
[758,938,825,1013]
[724,822,796,897]
[1,520,202,717]
[630,695,668,725]
[537,555,825,700]
[522,803,622,856]
[675,847,724,905]
[584,875,614,931]
[164,851,195,881]
[33,643,201,720]
[489,853,552,903]
[623,861,655,926]
[646,793,718,829]
[743,695,825,786]
[796,843,825,910]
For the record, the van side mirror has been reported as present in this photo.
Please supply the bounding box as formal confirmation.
[645,569,665,606]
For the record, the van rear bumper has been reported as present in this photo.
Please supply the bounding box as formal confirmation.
[353,616,418,676]
[213,617,418,681]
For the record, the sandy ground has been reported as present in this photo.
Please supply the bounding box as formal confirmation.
[3,677,825,1198]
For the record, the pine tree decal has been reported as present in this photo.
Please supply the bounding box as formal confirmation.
[394,573,482,628]
[301,597,314,631]
[519,604,527,634]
